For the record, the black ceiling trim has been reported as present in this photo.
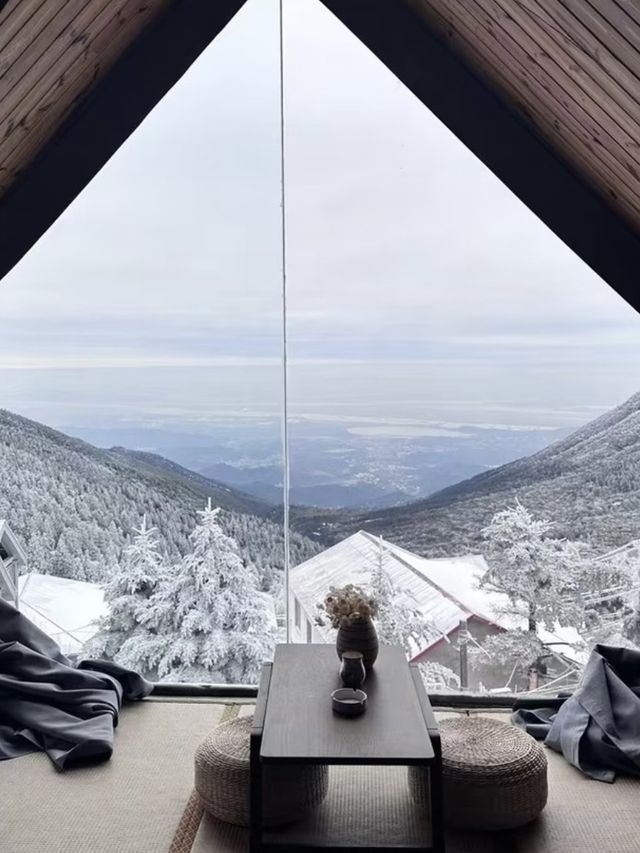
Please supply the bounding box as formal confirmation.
[319,0,640,312]
[0,0,247,281]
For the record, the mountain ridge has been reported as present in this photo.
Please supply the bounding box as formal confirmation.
[107,446,271,516]
[0,408,316,585]
[292,391,640,556]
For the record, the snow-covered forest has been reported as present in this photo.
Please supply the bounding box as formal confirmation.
[0,409,318,586]
[86,498,640,686]
[3,403,640,688]
[294,390,640,557]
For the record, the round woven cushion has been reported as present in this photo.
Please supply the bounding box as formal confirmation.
[409,716,547,831]
[194,715,328,828]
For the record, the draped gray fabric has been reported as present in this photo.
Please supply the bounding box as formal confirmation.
[0,598,153,770]
[513,645,640,782]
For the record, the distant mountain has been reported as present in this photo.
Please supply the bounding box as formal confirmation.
[202,461,409,509]
[292,392,640,556]
[66,420,568,510]
[0,409,317,585]
[108,448,270,516]
[288,482,409,510]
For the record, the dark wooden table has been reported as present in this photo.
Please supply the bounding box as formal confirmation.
[250,644,444,852]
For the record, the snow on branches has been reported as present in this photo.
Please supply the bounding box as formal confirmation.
[93,502,277,683]
[87,515,165,661]
[474,630,547,672]
[478,501,634,675]
[370,537,443,656]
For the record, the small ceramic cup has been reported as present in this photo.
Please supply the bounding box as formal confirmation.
[340,650,366,689]
[331,687,367,716]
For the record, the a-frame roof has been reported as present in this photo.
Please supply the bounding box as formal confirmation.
[323,0,640,309]
[0,0,639,309]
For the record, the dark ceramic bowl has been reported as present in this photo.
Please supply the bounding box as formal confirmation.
[331,688,367,716]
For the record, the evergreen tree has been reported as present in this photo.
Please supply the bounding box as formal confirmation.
[87,516,165,660]
[126,501,277,683]
[370,537,440,654]
[0,409,318,587]
[582,544,640,648]
[478,502,629,683]
[369,538,460,690]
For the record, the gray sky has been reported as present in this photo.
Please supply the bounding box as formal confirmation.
[0,0,639,429]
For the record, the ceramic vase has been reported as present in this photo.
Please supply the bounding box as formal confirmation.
[336,617,379,671]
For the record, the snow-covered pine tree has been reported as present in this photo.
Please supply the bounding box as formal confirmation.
[370,537,439,653]
[128,501,277,683]
[369,537,460,690]
[477,501,628,685]
[86,515,165,660]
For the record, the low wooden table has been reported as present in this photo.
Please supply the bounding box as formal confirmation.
[250,644,444,852]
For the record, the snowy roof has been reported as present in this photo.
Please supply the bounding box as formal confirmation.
[17,572,107,657]
[291,531,584,665]
[290,531,500,656]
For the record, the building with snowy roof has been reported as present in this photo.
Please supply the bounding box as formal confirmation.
[290,530,581,693]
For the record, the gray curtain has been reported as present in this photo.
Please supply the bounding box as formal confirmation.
[0,598,152,770]
[513,645,640,782]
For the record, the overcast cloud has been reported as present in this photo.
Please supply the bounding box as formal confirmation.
[0,0,638,429]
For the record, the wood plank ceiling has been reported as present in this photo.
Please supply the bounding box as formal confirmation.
[0,0,171,197]
[408,0,640,236]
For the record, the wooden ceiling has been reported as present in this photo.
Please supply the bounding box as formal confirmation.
[407,0,640,243]
[0,0,639,307]
[0,0,173,198]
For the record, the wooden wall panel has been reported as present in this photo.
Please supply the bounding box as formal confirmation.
[0,1,100,94]
[508,1,640,139]
[0,0,170,195]
[408,0,640,234]
[0,1,49,54]
[613,0,640,29]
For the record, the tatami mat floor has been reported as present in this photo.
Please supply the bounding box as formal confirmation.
[1,700,638,853]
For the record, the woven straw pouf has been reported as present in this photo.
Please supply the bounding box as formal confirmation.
[409,716,547,831]
[194,715,328,828]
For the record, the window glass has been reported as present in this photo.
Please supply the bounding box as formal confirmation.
[3,0,640,696]
[284,0,640,695]
[0,0,292,684]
